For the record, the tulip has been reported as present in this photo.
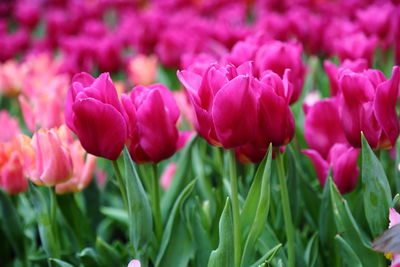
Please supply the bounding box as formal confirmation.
[254,41,306,104]
[324,59,368,96]
[235,144,268,163]
[0,139,28,194]
[29,128,73,186]
[0,111,21,142]
[65,72,128,160]
[303,143,359,194]
[387,208,400,267]
[121,84,180,163]
[128,260,141,267]
[178,62,257,148]
[304,98,347,158]
[55,126,97,194]
[302,90,321,114]
[339,66,400,149]
[333,32,377,67]
[127,54,158,86]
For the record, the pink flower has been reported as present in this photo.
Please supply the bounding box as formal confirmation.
[0,111,21,142]
[127,259,141,267]
[160,162,177,191]
[122,84,180,163]
[303,143,359,194]
[65,72,128,160]
[254,41,306,104]
[388,208,400,267]
[304,98,347,158]
[339,66,400,149]
[127,54,158,86]
[28,127,73,186]
[55,126,97,194]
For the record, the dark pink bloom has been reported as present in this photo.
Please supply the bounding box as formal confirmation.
[235,144,268,163]
[324,59,368,96]
[303,143,359,194]
[254,41,306,104]
[122,84,180,163]
[178,62,257,148]
[333,32,378,67]
[304,98,347,158]
[65,72,128,160]
[339,66,400,149]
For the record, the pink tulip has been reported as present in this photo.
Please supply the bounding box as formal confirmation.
[303,143,359,194]
[0,139,28,194]
[178,62,257,148]
[55,126,97,194]
[339,66,400,149]
[388,208,400,267]
[0,111,21,142]
[324,59,368,96]
[65,72,128,160]
[127,259,141,267]
[302,91,321,114]
[160,162,177,190]
[122,84,180,163]
[333,32,377,67]
[127,54,158,86]
[235,144,268,163]
[29,128,73,186]
[304,98,347,158]
[254,41,306,104]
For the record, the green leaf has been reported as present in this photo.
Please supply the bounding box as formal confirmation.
[335,235,363,267]
[241,145,272,267]
[48,259,74,267]
[162,136,196,218]
[0,190,27,262]
[249,243,282,267]
[96,238,123,266]
[208,198,234,267]
[156,180,197,265]
[100,207,128,225]
[79,248,99,267]
[361,134,391,237]
[304,232,319,267]
[123,147,153,253]
[56,193,91,248]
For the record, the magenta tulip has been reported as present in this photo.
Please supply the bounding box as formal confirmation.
[303,143,359,194]
[304,98,347,158]
[178,62,257,148]
[254,41,306,104]
[65,72,128,160]
[339,66,400,149]
[122,84,180,163]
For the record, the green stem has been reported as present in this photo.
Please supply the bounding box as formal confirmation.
[229,149,241,267]
[150,163,162,241]
[49,187,60,259]
[275,149,295,267]
[112,161,128,209]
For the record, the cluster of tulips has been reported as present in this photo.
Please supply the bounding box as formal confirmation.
[1,0,400,266]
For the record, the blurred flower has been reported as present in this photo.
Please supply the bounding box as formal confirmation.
[122,84,180,163]
[339,66,400,149]
[128,260,141,267]
[127,54,158,86]
[254,41,306,104]
[65,72,128,160]
[333,32,377,67]
[28,127,73,186]
[173,90,195,129]
[55,126,97,194]
[0,60,28,96]
[303,143,359,194]
[304,98,347,158]
[302,90,321,114]
[0,111,21,142]
[160,162,177,190]
[0,136,29,194]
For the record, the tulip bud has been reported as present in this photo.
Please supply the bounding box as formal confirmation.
[303,143,359,194]
[122,84,180,163]
[29,128,73,186]
[65,72,128,160]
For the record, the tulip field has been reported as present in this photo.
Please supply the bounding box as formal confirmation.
[1,0,400,266]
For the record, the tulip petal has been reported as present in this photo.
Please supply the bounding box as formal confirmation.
[302,149,329,186]
[212,75,256,148]
[72,98,127,160]
[136,90,178,162]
